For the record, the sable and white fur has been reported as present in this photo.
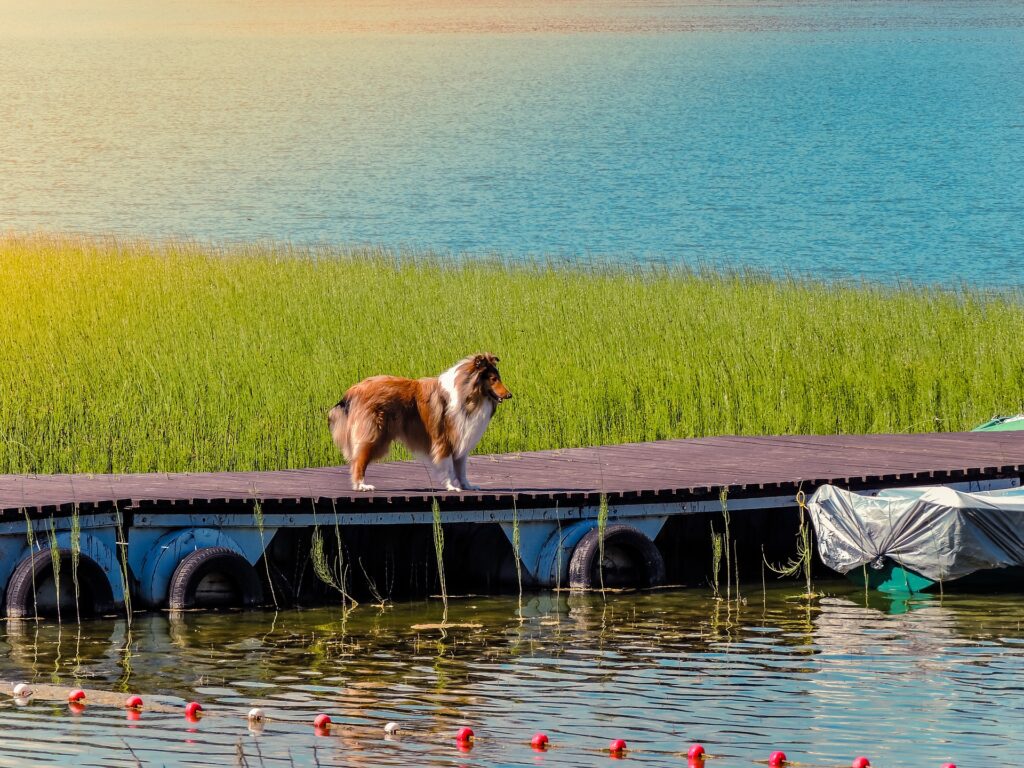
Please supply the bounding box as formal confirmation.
[328,354,511,492]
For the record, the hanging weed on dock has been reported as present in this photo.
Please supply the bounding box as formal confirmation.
[763,489,818,598]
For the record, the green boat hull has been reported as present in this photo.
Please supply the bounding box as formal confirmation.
[847,562,935,594]
[972,414,1024,432]
[848,561,1024,595]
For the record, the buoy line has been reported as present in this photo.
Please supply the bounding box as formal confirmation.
[2,681,959,767]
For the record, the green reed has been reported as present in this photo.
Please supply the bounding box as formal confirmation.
[511,498,523,610]
[764,489,816,597]
[597,493,609,595]
[721,488,731,603]
[3,235,1024,475]
[431,499,447,619]
[46,517,61,624]
[22,508,38,620]
[310,525,341,597]
[70,505,81,623]
[710,521,723,599]
[251,498,278,610]
[113,501,133,624]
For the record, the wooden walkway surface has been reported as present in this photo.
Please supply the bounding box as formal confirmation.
[2,432,1023,517]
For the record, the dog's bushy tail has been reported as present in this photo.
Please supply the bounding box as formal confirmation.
[328,397,352,461]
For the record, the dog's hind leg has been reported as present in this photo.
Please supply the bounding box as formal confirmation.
[350,443,376,492]
[350,438,390,492]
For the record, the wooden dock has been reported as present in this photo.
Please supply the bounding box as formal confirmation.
[2,431,1021,615]
[3,431,1023,517]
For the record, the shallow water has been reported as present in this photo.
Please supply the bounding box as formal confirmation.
[2,585,1024,767]
[2,1,1023,284]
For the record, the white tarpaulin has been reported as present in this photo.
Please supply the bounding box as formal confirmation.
[807,484,1024,581]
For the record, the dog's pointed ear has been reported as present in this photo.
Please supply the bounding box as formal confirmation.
[474,354,487,369]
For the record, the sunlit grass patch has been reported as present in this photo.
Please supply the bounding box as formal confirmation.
[2,234,1022,474]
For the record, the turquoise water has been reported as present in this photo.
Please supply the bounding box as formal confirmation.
[1,1,1023,284]
[2,588,1024,767]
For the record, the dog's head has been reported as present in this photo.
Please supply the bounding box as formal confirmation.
[468,353,512,404]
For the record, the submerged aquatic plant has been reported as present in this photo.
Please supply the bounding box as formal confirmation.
[70,504,81,623]
[511,497,523,611]
[310,524,355,609]
[554,501,563,594]
[721,488,732,603]
[597,493,609,595]
[46,517,61,624]
[431,498,447,618]
[22,508,38,620]
[113,501,133,625]
[252,497,278,610]
[764,488,815,597]
[710,521,723,599]
[357,556,390,608]
[310,501,357,610]
[331,514,356,609]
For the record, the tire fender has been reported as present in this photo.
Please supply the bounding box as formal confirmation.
[4,548,117,619]
[568,523,666,590]
[167,546,264,610]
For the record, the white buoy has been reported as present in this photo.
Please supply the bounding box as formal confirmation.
[384,722,400,735]
[247,707,265,723]
[12,683,33,698]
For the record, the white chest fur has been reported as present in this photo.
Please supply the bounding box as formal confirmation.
[439,362,496,458]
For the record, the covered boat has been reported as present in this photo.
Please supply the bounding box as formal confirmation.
[807,483,1024,594]
[972,414,1024,432]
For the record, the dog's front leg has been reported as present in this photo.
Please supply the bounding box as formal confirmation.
[436,456,462,492]
[453,455,479,491]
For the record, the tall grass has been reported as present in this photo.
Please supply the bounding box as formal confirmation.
[2,234,1023,474]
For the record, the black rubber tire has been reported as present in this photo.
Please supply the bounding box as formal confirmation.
[167,546,264,610]
[568,524,666,590]
[4,548,116,619]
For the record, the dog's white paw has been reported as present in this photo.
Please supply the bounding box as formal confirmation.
[444,480,463,492]
[354,482,376,492]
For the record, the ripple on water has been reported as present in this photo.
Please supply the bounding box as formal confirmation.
[2,586,1024,766]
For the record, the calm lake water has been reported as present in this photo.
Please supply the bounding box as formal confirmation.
[2,586,1023,767]
[2,0,1023,284]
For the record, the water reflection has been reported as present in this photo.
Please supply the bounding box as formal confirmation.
[2,585,1023,766]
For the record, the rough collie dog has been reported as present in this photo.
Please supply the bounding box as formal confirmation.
[328,354,511,492]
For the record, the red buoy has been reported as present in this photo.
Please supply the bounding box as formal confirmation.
[852,757,870,768]
[531,732,550,750]
[67,689,86,703]
[184,702,203,718]
[124,695,144,710]
[609,739,627,754]
[456,726,474,743]
[688,744,706,759]
[313,714,332,729]
[941,764,957,768]
[769,750,787,767]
